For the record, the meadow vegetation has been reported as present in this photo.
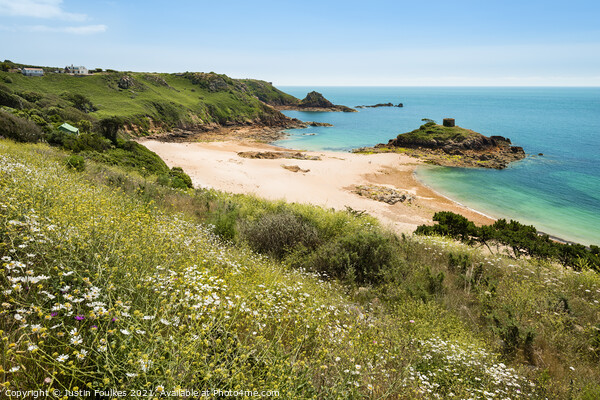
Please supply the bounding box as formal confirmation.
[0,70,292,134]
[1,140,599,398]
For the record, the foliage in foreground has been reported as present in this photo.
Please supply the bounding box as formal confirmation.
[1,141,600,398]
[0,141,544,399]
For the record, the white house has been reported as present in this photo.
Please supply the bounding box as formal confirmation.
[22,68,44,77]
[65,65,88,75]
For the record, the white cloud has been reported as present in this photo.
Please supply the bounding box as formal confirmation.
[0,0,86,21]
[25,24,107,35]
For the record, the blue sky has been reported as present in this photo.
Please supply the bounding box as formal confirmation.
[1,0,599,86]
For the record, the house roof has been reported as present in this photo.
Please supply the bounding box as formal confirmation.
[59,123,79,133]
[23,68,44,71]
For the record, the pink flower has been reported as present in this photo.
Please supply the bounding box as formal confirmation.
[409,320,415,323]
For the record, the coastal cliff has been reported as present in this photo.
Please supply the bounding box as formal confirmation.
[274,91,357,112]
[355,120,526,169]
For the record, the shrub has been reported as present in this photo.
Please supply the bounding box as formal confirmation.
[65,154,85,171]
[60,133,112,153]
[0,109,43,142]
[210,202,239,240]
[297,229,399,284]
[0,85,24,109]
[96,116,123,144]
[169,166,193,189]
[240,211,320,259]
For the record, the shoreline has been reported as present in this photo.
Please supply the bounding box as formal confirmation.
[414,166,576,245]
[140,138,496,235]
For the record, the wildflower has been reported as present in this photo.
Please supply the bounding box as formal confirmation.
[28,344,38,351]
[70,336,83,345]
[126,373,138,378]
[98,345,107,352]
[56,354,69,362]
[135,329,146,335]
[69,328,78,336]
[139,359,153,372]
[76,350,88,360]
[156,386,164,393]
[31,324,42,333]
[9,366,20,373]
[75,315,85,321]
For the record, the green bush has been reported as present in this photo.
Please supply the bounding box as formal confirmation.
[210,202,239,240]
[96,116,123,144]
[296,229,399,284]
[240,211,320,258]
[0,109,43,142]
[0,85,24,109]
[169,166,193,188]
[59,132,112,153]
[65,154,85,171]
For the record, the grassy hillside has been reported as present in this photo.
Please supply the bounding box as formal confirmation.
[2,139,599,398]
[240,79,300,107]
[0,70,293,133]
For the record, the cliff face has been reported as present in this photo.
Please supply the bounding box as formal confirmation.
[356,122,526,169]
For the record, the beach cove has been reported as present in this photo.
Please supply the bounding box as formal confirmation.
[140,139,495,234]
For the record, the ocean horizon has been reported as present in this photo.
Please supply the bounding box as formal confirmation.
[275,86,600,246]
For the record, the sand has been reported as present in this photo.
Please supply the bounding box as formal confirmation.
[140,139,495,234]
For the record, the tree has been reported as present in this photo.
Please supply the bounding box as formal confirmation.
[96,116,122,144]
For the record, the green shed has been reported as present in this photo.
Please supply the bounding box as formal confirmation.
[58,123,79,135]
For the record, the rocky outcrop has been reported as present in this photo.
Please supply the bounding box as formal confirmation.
[355,103,403,108]
[355,123,526,169]
[118,75,135,89]
[276,91,356,112]
[306,121,333,127]
[282,165,310,173]
[300,91,334,108]
[237,151,321,160]
[353,185,414,204]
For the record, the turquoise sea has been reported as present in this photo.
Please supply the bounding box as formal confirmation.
[275,87,600,246]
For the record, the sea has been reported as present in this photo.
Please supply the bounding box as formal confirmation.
[275,87,600,246]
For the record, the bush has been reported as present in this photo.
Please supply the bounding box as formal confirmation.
[0,109,43,142]
[169,167,193,189]
[0,85,24,109]
[60,133,112,153]
[297,229,399,284]
[240,211,320,259]
[65,154,85,171]
[96,116,123,144]
[61,92,96,113]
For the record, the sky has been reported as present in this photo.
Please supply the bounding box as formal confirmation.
[1,0,599,86]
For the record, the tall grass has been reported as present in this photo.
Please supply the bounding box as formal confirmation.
[1,140,599,398]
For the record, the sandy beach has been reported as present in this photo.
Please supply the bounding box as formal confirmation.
[140,139,495,234]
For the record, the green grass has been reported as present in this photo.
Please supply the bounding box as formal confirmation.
[397,122,481,145]
[0,71,288,130]
[1,140,599,398]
